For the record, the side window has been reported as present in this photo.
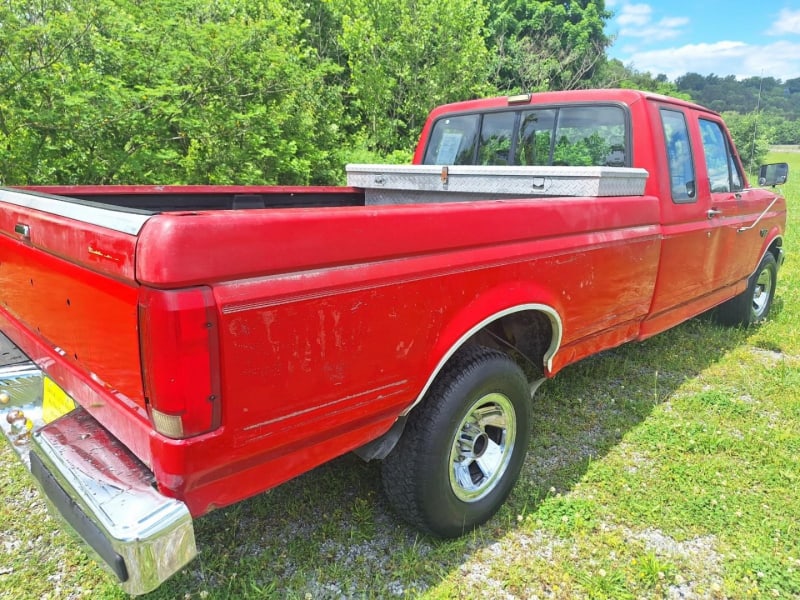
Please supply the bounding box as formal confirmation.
[478,112,517,165]
[699,119,744,193]
[659,109,696,202]
[422,114,480,165]
[552,106,627,167]
[515,109,557,165]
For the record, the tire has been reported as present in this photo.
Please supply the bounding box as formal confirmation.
[716,252,778,327]
[381,347,531,538]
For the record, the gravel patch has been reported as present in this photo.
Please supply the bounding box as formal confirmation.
[623,527,724,599]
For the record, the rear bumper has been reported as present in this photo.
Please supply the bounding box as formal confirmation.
[0,337,197,595]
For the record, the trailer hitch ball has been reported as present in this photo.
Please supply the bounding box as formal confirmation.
[5,408,32,446]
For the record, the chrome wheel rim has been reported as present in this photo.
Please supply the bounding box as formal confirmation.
[448,393,516,502]
[752,267,773,319]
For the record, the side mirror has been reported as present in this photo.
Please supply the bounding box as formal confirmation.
[758,163,789,187]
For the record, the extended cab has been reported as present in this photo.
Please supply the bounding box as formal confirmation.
[0,89,787,594]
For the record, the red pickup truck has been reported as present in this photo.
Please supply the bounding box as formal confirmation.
[0,89,788,594]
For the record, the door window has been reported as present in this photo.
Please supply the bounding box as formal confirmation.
[659,109,696,202]
[699,119,744,193]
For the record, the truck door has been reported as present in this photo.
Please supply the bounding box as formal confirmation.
[645,106,717,332]
[696,117,760,291]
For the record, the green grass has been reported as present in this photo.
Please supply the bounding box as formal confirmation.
[1,152,799,599]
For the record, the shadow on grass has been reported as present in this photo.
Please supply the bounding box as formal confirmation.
[142,317,753,600]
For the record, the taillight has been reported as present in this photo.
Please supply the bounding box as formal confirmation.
[138,286,221,439]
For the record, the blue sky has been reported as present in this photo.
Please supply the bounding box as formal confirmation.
[605,1,800,81]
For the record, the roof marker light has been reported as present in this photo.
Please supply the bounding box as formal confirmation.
[508,94,532,105]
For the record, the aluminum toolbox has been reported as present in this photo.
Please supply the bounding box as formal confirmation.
[346,164,649,205]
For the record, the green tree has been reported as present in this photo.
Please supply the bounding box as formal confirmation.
[488,0,612,93]
[722,111,775,174]
[592,60,692,100]
[766,114,800,145]
[676,72,800,121]
[331,0,492,155]
[0,0,346,185]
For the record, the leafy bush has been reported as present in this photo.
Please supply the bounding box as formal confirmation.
[721,111,775,174]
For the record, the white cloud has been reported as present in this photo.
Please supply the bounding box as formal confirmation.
[770,8,800,35]
[609,2,800,80]
[661,17,690,29]
[612,3,689,42]
[620,40,800,80]
[617,3,652,27]
[621,18,690,42]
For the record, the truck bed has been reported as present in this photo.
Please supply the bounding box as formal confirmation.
[0,178,663,467]
[25,163,650,213]
[22,185,366,212]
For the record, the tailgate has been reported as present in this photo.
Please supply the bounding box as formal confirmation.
[0,187,152,460]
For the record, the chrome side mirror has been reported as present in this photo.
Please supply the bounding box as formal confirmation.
[758,163,789,187]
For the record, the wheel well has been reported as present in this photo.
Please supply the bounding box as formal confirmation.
[460,310,554,381]
[354,308,556,462]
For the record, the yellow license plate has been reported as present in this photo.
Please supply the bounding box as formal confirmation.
[42,377,77,423]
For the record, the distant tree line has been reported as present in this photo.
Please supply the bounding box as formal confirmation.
[676,73,800,124]
[673,73,800,169]
[0,1,792,186]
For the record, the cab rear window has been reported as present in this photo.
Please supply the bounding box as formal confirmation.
[422,105,628,167]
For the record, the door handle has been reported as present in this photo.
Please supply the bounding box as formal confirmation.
[706,208,722,219]
[14,223,31,240]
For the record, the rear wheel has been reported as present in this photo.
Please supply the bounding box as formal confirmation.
[381,347,531,538]
[716,253,778,327]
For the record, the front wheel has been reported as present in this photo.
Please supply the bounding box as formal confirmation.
[716,252,778,327]
[381,347,531,538]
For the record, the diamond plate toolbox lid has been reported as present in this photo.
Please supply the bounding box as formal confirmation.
[346,164,649,205]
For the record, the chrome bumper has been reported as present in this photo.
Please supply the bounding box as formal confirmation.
[0,337,197,595]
